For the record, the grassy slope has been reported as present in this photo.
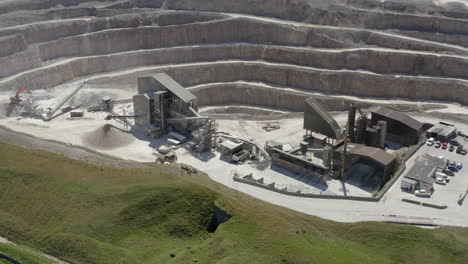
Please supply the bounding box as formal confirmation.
[0,141,467,264]
[0,242,55,264]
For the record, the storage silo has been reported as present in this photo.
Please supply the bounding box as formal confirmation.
[356,116,368,144]
[366,127,379,147]
[348,105,357,141]
[323,145,333,168]
[378,120,387,148]
[373,125,382,148]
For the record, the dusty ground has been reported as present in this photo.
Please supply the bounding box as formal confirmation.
[1,82,467,226]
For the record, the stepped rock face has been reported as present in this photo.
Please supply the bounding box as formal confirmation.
[1,0,468,108]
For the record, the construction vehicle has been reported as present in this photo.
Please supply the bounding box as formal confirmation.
[153,151,177,164]
[181,165,198,174]
[88,96,114,112]
[261,121,280,132]
[10,87,31,104]
[6,86,38,117]
[232,149,250,163]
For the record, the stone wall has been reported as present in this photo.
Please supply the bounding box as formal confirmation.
[392,29,468,48]
[0,0,115,15]
[0,11,227,45]
[4,38,468,84]
[3,43,468,106]
[165,0,468,35]
[0,49,42,78]
[36,18,467,62]
[76,62,468,104]
[0,0,467,108]
[233,174,379,201]
[0,34,27,58]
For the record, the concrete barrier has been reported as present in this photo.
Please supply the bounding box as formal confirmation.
[233,175,379,202]
[401,199,447,209]
[422,202,448,209]
[402,198,421,205]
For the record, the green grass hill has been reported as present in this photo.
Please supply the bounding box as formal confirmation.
[0,141,467,264]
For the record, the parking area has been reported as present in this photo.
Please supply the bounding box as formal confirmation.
[401,136,468,206]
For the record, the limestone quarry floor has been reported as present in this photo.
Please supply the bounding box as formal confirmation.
[0,84,468,226]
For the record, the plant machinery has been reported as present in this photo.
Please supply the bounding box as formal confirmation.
[9,86,31,104]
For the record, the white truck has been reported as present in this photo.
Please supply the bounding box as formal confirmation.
[435,177,447,185]
[435,172,449,182]
[427,137,435,146]
[415,189,431,197]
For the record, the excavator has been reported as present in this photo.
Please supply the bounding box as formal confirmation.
[9,86,31,104]
[6,86,33,117]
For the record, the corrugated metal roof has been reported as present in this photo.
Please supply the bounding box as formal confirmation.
[337,143,396,166]
[427,125,443,134]
[427,123,456,137]
[404,154,444,184]
[402,178,417,185]
[312,132,328,140]
[220,140,242,150]
[439,126,457,137]
[372,107,423,131]
[153,73,197,103]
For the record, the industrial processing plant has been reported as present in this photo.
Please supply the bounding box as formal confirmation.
[0,0,468,231]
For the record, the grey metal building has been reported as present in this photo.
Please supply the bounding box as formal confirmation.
[133,73,201,137]
[137,73,199,114]
[426,123,457,141]
[401,154,446,192]
[270,147,329,181]
[371,107,424,146]
[334,143,397,180]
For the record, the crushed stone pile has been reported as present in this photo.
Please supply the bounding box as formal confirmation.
[70,89,116,108]
[82,124,135,150]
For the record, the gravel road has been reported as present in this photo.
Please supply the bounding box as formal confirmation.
[0,125,145,168]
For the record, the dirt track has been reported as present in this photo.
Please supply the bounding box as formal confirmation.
[0,124,144,168]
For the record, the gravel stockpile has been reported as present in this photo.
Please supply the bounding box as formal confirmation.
[82,124,135,150]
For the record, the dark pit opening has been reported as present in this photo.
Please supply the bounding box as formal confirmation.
[207,204,232,233]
